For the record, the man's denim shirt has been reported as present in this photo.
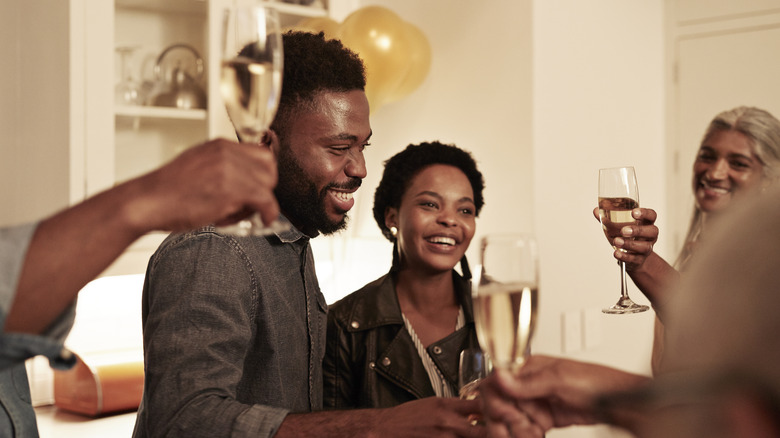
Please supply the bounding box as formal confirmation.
[0,222,76,437]
[133,218,327,438]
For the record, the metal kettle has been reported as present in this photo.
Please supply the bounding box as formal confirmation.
[148,44,207,109]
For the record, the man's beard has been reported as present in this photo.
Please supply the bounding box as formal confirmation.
[274,145,361,236]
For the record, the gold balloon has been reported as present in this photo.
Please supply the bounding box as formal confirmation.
[337,6,412,111]
[293,16,340,40]
[384,21,431,104]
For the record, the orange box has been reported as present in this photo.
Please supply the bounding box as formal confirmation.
[53,349,144,417]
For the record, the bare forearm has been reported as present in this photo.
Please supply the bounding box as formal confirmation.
[5,178,149,334]
[277,410,384,438]
[626,251,679,318]
[4,139,280,335]
[278,397,482,438]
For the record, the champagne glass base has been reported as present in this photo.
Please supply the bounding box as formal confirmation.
[602,297,649,314]
[215,213,290,237]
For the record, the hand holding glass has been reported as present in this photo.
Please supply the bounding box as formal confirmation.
[217,5,288,236]
[598,167,649,314]
[472,234,539,374]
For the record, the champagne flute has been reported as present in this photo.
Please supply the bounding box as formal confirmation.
[217,5,288,236]
[598,167,649,314]
[458,347,491,400]
[472,234,539,374]
[458,347,490,425]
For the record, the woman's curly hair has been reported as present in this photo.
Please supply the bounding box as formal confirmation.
[373,141,485,242]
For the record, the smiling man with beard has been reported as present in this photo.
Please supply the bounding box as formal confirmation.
[273,119,363,236]
[133,32,484,438]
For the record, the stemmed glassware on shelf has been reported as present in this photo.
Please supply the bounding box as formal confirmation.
[217,4,288,236]
[472,234,539,374]
[597,166,649,314]
[115,45,143,106]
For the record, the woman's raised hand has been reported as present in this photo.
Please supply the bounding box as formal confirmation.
[594,207,659,272]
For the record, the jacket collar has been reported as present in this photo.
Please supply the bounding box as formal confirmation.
[345,270,474,333]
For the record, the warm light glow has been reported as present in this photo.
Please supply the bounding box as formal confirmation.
[376,35,392,50]
[248,63,267,74]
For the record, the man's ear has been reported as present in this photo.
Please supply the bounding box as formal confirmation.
[263,129,280,155]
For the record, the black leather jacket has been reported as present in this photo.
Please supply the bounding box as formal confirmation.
[323,270,479,409]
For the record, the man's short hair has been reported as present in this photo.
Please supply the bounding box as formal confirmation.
[271,31,366,138]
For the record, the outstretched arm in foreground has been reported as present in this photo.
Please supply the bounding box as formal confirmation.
[594,207,679,317]
[5,139,278,335]
[279,397,486,438]
[479,355,651,437]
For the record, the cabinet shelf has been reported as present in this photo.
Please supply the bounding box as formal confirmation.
[116,0,207,14]
[115,105,207,120]
[116,0,326,18]
[262,2,328,18]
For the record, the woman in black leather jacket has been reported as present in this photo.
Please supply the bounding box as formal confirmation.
[324,141,485,408]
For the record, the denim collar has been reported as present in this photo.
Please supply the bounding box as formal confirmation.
[273,214,310,244]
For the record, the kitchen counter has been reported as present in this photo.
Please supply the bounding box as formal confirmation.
[35,405,137,437]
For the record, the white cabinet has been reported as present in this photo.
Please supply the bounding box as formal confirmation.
[0,0,328,275]
[110,0,329,276]
[110,0,329,195]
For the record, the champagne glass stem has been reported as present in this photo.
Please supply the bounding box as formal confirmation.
[619,260,629,299]
[603,259,649,314]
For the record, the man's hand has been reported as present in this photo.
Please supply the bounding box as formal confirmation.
[278,397,485,438]
[375,397,486,438]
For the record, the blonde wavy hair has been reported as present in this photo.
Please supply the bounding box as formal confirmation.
[676,106,780,269]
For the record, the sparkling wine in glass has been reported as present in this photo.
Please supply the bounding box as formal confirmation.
[598,166,649,314]
[217,5,288,236]
[472,234,539,374]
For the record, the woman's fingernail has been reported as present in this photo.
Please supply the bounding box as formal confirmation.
[614,237,624,247]
[622,227,633,236]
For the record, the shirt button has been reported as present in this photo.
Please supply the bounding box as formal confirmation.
[432,346,442,355]
[382,357,391,366]
[351,321,360,329]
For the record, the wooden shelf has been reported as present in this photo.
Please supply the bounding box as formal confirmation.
[115,105,207,120]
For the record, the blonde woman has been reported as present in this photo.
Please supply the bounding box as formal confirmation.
[601,106,780,371]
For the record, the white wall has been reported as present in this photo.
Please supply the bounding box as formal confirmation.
[0,1,73,226]
[533,0,665,363]
[533,1,664,436]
